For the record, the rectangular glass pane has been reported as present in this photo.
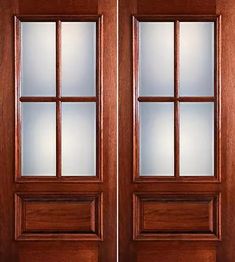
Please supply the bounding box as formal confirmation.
[61,22,96,96]
[22,103,56,176]
[62,102,96,176]
[179,22,214,96]
[21,22,56,96]
[180,103,214,176]
[140,103,174,176]
[139,22,174,96]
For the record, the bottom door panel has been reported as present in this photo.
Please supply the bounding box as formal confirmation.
[133,193,220,241]
[15,193,102,241]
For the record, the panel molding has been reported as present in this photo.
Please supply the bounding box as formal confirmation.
[133,192,221,241]
[15,192,103,241]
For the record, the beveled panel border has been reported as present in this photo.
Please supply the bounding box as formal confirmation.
[133,192,221,241]
[14,15,104,183]
[133,15,221,183]
[15,192,103,241]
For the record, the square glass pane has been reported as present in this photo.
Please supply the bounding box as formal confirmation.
[62,102,96,176]
[21,22,56,96]
[179,22,214,96]
[180,103,214,176]
[21,103,56,176]
[139,22,174,96]
[61,22,96,96]
[140,103,174,176]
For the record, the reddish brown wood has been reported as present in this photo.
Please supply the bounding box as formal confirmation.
[15,193,102,240]
[174,20,180,178]
[137,0,216,15]
[138,96,175,102]
[15,17,22,183]
[119,1,137,261]
[60,97,97,102]
[56,20,62,178]
[137,96,216,102]
[216,1,235,261]
[18,0,98,15]
[119,0,226,261]
[136,245,216,262]
[133,193,220,241]
[215,15,222,184]
[19,97,97,102]
[18,243,99,262]
[98,1,117,260]
[16,15,100,21]
[0,0,116,261]
[133,16,140,181]
[134,14,218,21]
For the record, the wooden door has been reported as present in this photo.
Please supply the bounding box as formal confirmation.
[119,0,235,261]
[0,0,116,261]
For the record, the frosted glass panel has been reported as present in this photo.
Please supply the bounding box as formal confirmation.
[61,22,96,96]
[62,103,96,176]
[180,103,214,176]
[21,22,56,96]
[139,22,174,96]
[22,103,56,176]
[180,22,214,96]
[140,103,174,176]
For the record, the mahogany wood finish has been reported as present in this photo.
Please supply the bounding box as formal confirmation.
[15,193,102,240]
[119,0,235,261]
[0,0,116,261]
[133,193,220,240]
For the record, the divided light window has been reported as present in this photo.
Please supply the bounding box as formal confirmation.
[133,16,220,181]
[15,16,101,180]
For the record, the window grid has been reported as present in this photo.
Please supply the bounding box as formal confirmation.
[15,16,102,181]
[133,16,221,182]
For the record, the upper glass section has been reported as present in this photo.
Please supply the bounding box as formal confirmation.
[61,22,96,96]
[139,22,174,96]
[179,22,214,96]
[137,19,216,178]
[21,22,56,96]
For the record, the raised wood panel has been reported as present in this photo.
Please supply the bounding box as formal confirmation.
[15,193,102,240]
[143,201,212,232]
[133,193,220,240]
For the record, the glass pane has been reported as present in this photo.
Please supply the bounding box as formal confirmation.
[21,22,56,96]
[180,103,214,176]
[21,103,56,176]
[140,103,174,176]
[62,103,96,176]
[179,22,214,96]
[139,22,174,96]
[61,22,96,96]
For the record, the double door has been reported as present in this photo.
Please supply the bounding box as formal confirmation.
[0,0,235,261]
